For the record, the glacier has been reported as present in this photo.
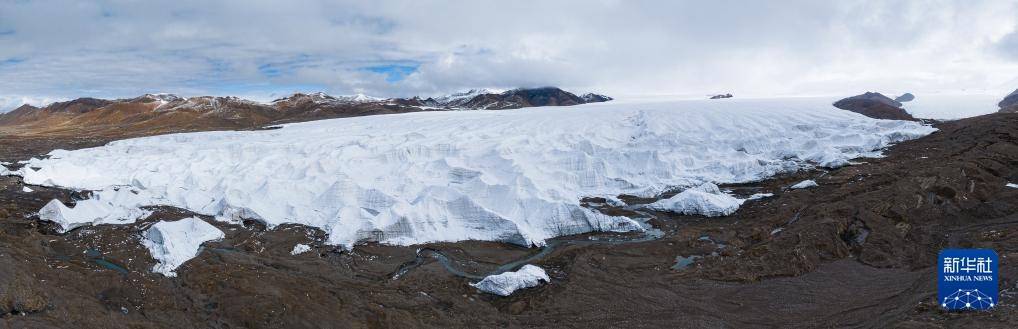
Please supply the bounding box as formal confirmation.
[3,96,936,248]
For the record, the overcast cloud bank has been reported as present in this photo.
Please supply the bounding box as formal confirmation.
[1,0,1017,111]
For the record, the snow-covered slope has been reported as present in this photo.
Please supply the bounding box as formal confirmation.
[900,94,1001,120]
[333,93,384,103]
[6,96,934,248]
[433,88,505,106]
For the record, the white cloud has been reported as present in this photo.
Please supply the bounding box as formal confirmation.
[1,0,1017,111]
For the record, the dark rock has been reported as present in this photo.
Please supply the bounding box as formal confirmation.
[580,93,613,103]
[833,92,915,121]
[709,94,734,99]
[457,87,587,110]
[894,93,915,103]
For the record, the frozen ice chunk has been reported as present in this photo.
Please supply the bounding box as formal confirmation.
[141,217,224,277]
[790,180,818,189]
[471,264,550,296]
[647,183,743,217]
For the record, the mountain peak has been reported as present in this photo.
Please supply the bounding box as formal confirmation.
[12,104,40,112]
[334,93,383,103]
[131,93,183,104]
[273,92,382,105]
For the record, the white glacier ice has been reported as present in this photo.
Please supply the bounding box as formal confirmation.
[646,183,742,217]
[38,186,154,233]
[3,96,935,248]
[471,264,550,296]
[746,192,774,200]
[790,180,819,189]
[141,217,224,277]
[900,94,1001,120]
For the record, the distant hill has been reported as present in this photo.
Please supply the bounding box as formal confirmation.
[833,92,916,121]
[0,87,612,136]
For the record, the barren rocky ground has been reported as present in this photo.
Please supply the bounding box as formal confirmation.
[1,113,1017,328]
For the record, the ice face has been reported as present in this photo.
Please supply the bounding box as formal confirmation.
[141,217,224,277]
[6,96,935,248]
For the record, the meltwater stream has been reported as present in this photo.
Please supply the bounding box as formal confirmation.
[389,210,664,281]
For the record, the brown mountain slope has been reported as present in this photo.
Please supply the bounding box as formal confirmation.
[0,88,610,137]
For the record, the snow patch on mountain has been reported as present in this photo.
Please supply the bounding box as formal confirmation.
[135,93,183,104]
[433,88,505,106]
[154,96,267,112]
[334,93,384,103]
[6,96,935,248]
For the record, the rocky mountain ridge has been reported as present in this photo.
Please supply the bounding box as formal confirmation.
[0,87,612,136]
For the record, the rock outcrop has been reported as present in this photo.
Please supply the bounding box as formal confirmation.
[454,87,587,110]
[833,92,916,121]
[581,93,613,103]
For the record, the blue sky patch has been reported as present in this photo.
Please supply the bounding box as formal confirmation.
[257,54,314,78]
[362,63,419,82]
[0,57,25,67]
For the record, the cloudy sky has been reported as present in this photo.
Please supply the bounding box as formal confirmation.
[1,0,1017,110]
